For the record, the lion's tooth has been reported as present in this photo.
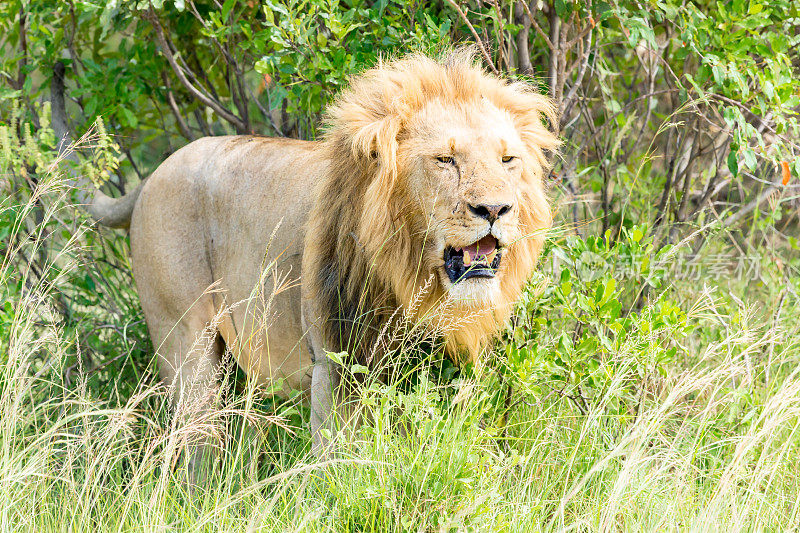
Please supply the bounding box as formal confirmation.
[463,249,472,266]
[487,250,497,264]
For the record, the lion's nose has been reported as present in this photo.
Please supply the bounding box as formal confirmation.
[468,203,512,224]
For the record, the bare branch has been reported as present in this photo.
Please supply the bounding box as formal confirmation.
[517,0,554,49]
[17,6,27,90]
[561,26,593,122]
[722,177,783,228]
[161,71,196,141]
[564,24,593,51]
[547,7,562,101]
[143,9,247,133]
[51,61,142,229]
[445,0,500,75]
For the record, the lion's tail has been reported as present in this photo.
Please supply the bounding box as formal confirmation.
[51,61,142,230]
[73,182,143,230]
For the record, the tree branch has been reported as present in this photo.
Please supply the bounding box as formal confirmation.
[161,71,195,140]
[722,178,782,228]
[51,61,141,229]
[517,0,554,49]
[144,9,247,133]
[560,25,593,122]
[17,6,27,90]
[514,2,533,74]
[445,0,499,75]
[489,0,507,71]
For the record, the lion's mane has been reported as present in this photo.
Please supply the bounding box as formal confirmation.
[303,48,560,365]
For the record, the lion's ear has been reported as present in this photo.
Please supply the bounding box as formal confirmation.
[349,113,408,263]
[351,115,402,187]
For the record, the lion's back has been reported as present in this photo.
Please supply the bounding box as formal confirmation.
[130,135,325,269]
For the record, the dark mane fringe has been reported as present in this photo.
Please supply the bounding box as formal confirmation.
[313,136,399,366]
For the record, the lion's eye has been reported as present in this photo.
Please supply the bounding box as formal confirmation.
[502,155,516,163]
[436,155,454,165]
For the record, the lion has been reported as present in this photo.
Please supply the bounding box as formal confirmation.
[54,49,559,463]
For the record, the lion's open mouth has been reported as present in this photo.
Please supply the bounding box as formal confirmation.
[443,235,502,284]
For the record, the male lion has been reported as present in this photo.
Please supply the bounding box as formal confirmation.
[54,49,559,461]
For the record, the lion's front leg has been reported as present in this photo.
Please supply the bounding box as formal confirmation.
[309,356,339,459]
[309,356,367,459]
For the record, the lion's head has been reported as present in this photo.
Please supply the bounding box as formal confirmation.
[304,48,559,363]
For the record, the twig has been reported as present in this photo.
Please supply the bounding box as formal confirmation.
[564,24,593,51]
[244,82,285,137]
[721,179,782,228]
[143,9,246,133]
[489,0,507,71]
[709,93,800,152]
[161,71,196,141]
[561,25,593,122]
[187,0,250,131]
[517,1,554,49]
[445,0,499,74]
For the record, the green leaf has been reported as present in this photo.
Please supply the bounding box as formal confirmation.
[594,283,604,304]
[742,147,757,171]
[602,278,616,304]
[561,281,572,296]
[263,5,274,25]
[351,364,369,375]
[325,350,347,365]
[221,0,237,19]
[120,107,137,128]
[763,80,774,99]
[727,150,739,177]
[607,300,622,320]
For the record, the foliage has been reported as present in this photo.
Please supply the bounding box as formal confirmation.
[250,0,451,135]
[0,0,452,162]
[503,226,691,416]
[0,107,150,402]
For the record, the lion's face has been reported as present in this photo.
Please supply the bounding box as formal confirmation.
[320,49,558,358]
[399,99,551,308]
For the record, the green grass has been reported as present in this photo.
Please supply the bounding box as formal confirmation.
[2,171,800,532]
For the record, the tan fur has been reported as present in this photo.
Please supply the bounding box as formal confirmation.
[126,50,558,438]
